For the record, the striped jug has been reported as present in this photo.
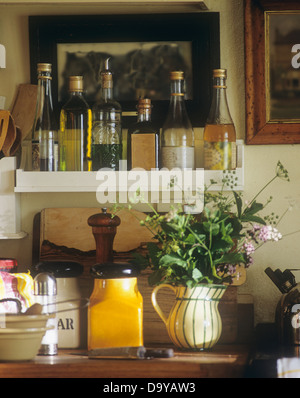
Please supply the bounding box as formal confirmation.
[151,284,227,350]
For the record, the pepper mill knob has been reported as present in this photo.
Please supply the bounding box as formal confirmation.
[87,208,121,263]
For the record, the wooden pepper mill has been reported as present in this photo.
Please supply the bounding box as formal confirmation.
[87,208,121,263]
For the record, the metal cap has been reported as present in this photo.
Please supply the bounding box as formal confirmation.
[170,71,184,80]
[213,69,227,78]
[69,76,83,92]
[33,272,57,296]
[37,63,52,73]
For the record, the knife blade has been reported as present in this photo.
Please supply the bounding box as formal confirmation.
[88,346,174,360]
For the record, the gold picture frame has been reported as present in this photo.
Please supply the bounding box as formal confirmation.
[245,0,300,144]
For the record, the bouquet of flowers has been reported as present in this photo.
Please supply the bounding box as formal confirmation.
[114,161,291,287]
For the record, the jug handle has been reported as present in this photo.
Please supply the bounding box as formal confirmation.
[151,284,176,325]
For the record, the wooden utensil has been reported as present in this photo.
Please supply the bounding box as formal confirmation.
[0,111,22,159]
[11,84,38,141]
[0,110,10,157]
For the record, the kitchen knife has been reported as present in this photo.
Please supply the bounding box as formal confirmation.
[88,346,174,360]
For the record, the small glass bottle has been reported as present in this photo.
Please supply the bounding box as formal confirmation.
[31,63,58,171]
[203,69,236,170]
[127,98,159,170]
[160,71,194,170]
[91,58,122,171]
[59,76,92,171]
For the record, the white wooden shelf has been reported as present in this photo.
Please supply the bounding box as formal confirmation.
[0,141,243,238]
[15,141,244,193]
[0,157,27,239]
[15,168,244,193]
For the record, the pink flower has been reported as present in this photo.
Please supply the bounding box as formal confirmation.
[243,241,255,256]
[258,225,282,242]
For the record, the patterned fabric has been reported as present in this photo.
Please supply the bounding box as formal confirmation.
[0,272,34,313]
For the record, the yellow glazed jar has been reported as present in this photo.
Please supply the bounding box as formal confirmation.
[88,262,143,350]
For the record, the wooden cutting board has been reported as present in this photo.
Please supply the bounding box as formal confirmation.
[40,207,155,253]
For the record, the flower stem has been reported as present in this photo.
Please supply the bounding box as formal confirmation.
[245,175,277,211]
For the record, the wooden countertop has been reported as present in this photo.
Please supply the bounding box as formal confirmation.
[0,345,250,379]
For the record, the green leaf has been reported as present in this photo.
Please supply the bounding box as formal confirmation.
[244,201,264,215]
[203,222,220,236]
[241,214,266,225]
[233,191,242,218]
[147,242,161,266]
[214,252,245,265]
[148,269,165,286]
[192,268,203,281]
[159,254,187,267]
[129,252,149,270]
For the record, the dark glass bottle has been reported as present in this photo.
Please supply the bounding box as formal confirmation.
[31,63,58,171]
[127,98,159,170]
[203,69,236,170]
[59,76,92,171]
[91,58,122,171]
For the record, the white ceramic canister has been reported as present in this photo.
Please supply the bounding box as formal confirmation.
[36,261,84,349]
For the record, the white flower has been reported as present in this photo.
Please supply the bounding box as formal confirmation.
[260,225,282,242]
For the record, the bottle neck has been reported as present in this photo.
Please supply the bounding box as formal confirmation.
[37,72,53,109]
[69,90,83,97]
[100,73,114,101]
[100,87,114,101]
[170,78,185,100]
[207,76,233,124]
[137,108,152,123]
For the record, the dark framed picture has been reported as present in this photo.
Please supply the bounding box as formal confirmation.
[29,13,220,127]
[245,0,300,144]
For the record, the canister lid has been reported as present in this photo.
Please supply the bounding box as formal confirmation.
[90,262,140,279]
[33,272,57,296]
[36,261,84,278]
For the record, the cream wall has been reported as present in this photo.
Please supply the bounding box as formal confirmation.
[0,0,300,325]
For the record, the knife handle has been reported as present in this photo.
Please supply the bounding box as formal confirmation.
[144,348,174,358]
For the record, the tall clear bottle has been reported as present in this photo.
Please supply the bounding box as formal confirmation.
[161,71,194,170]
[91,58,122,171]
[203,69,236,170]
[127,98,159,170]
[59,76,92,171]
[31,63,58,171]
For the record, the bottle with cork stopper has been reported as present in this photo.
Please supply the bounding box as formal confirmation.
[203,68,236,170]
[127,97,159,170]
[91,58,122,171]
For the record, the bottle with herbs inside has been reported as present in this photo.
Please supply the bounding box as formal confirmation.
[59,76,92,171]
[160,71,194,170]
[127,98,159,170]
[203,69,236,170]
[91,58,122,171]
[31,63,58,171]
